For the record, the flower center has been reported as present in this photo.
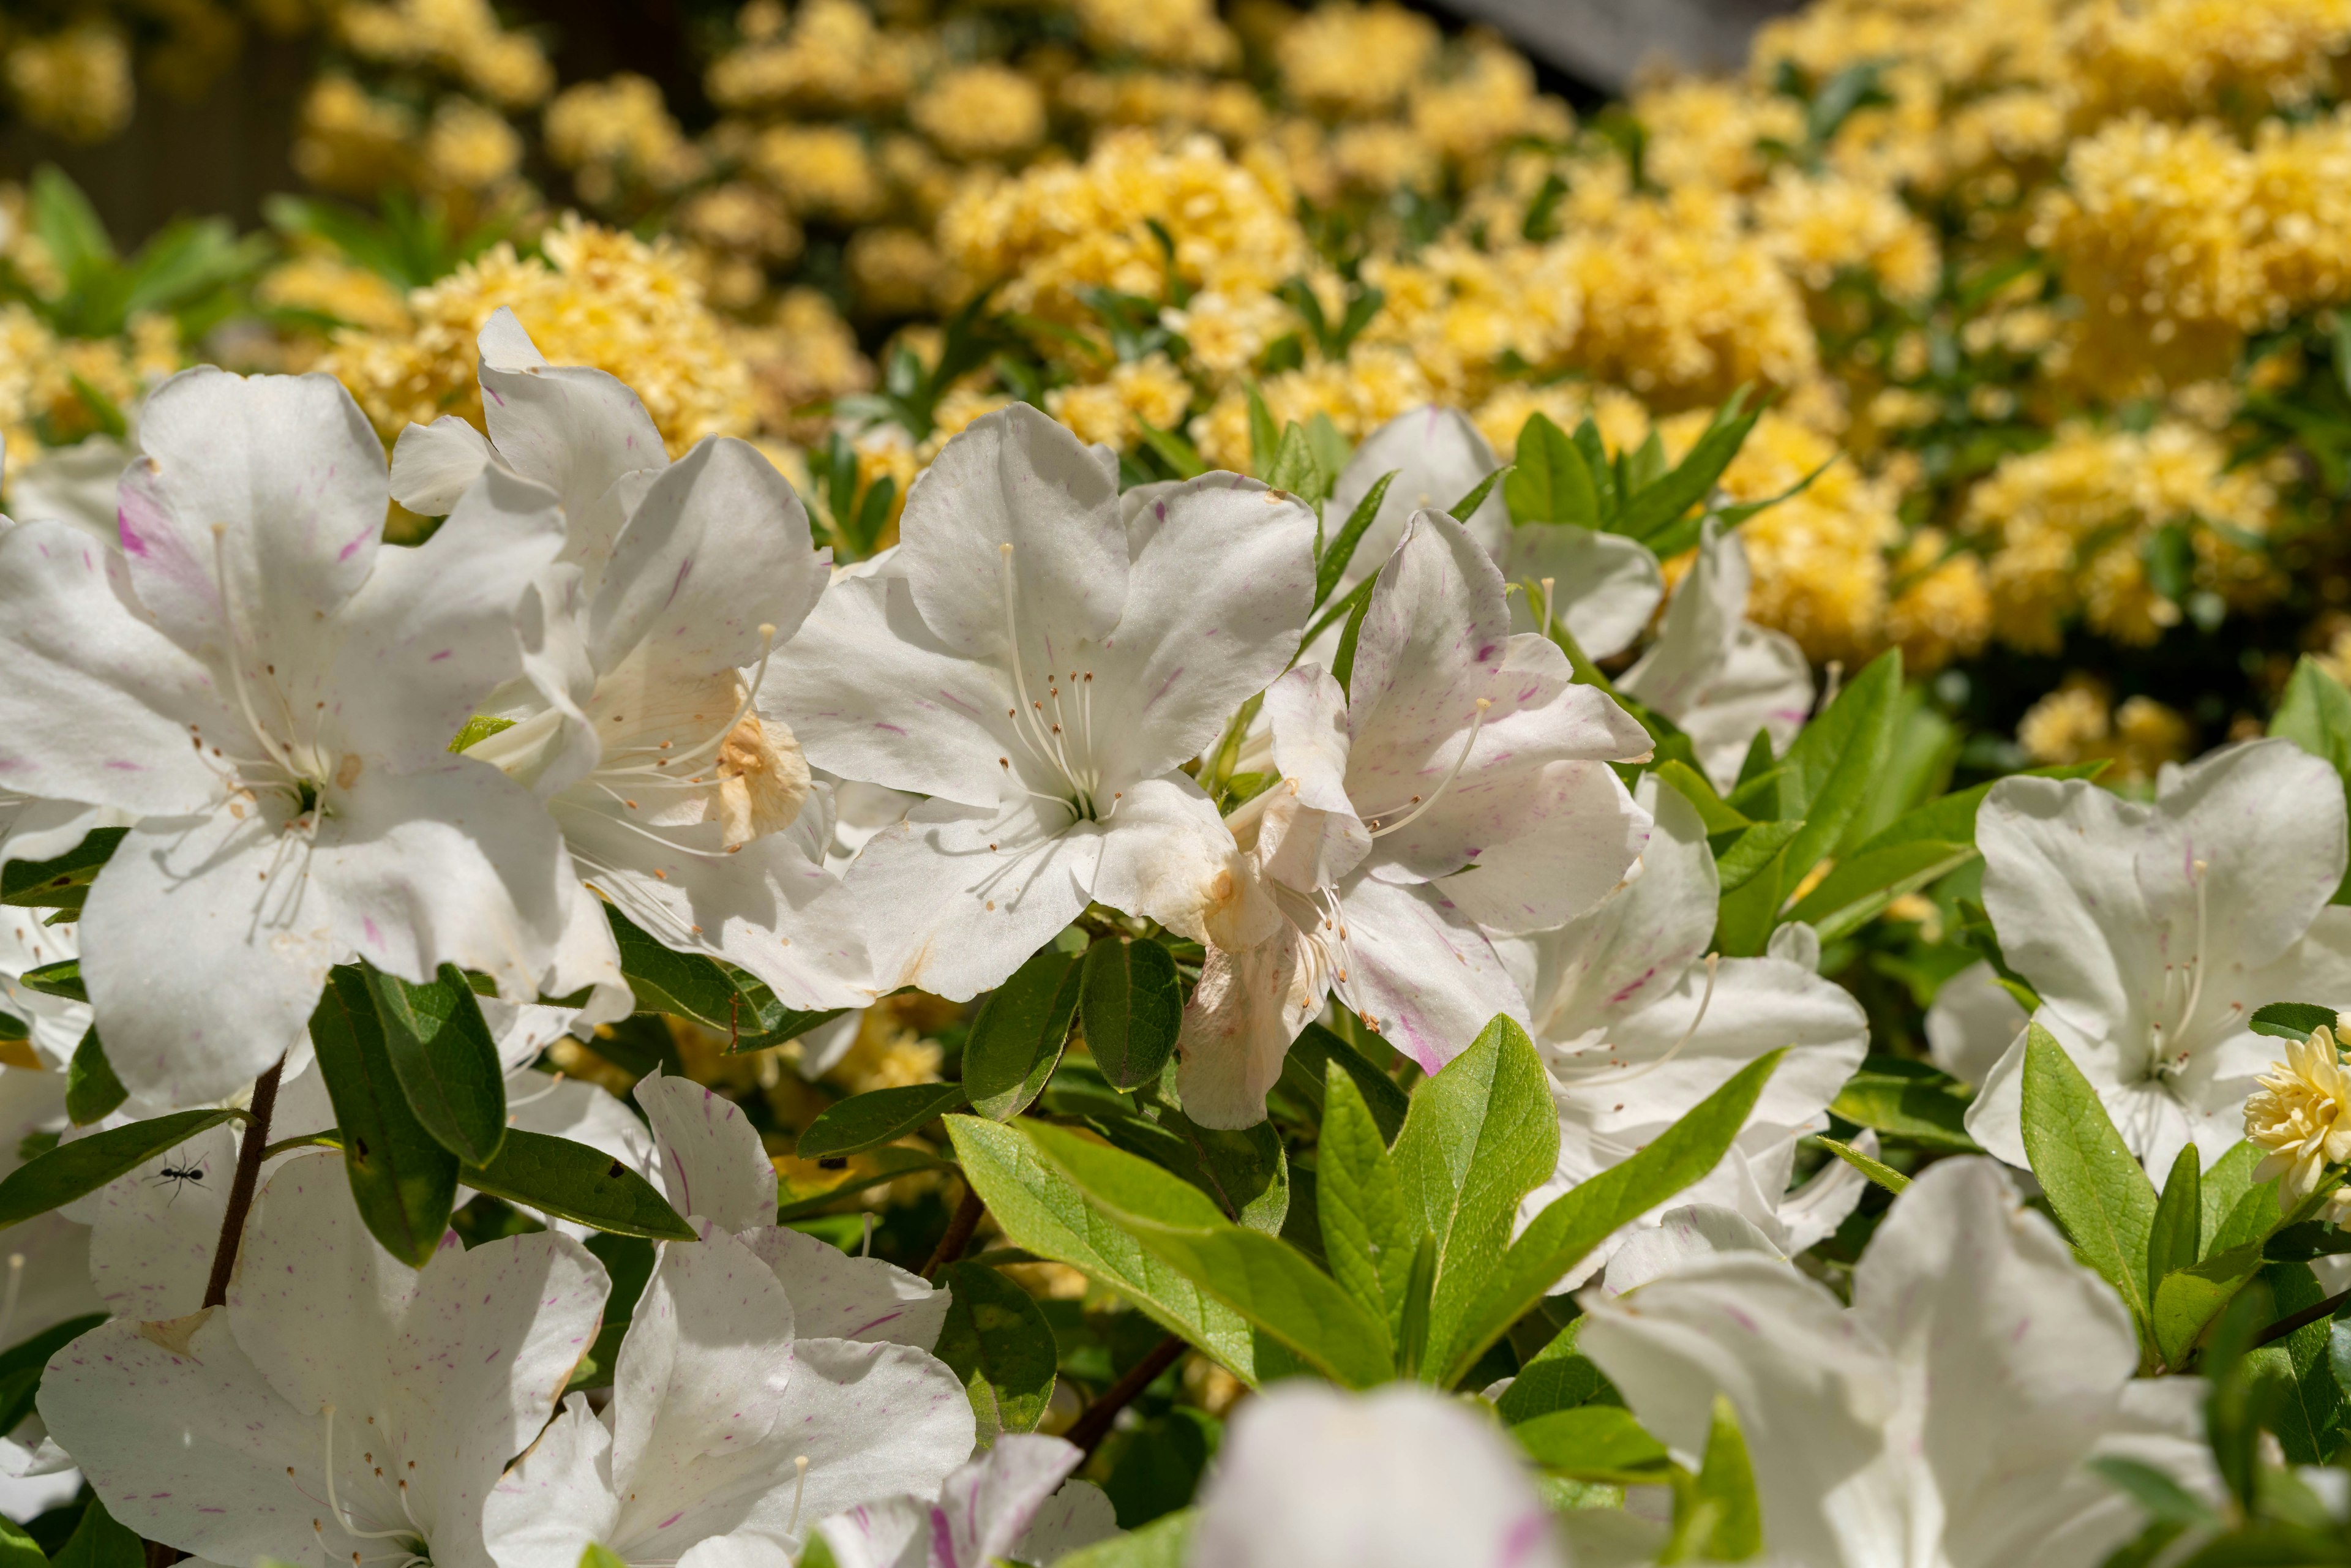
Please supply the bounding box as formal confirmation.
[207,523,336,800]
[2147,856,2211,1079]
[996,541,1108,823]
[312,1402,431,1568]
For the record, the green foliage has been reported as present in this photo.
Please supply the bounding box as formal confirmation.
[366,964,508,1166]
[2021,1023,2158,1341]
[64,1028,126,1127]
[797,1082,972,1160]
[460,1130,694,1242]
[310,965,461,1266]
[0,827,126,914]
[935,1260,1059,1445]
[0,1106,244,1230]
[963,947,1083,1120]
[1081,937,1183,1092]
[604,905,843,1051]
[48,1497,140,1568]
[12,168,266,341]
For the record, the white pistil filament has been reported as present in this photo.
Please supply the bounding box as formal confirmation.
[596,624,779,789]
[1560,954,1722,1086]
[207,524,328,800]
[1362,699,1491,839]
[789,1455,811,1534]
[997,542,1108,823]
[2150,857,2213,1079]
[315,1404,426,1553]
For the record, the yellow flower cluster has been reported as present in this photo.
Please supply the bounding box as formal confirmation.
[321,216,756,454]
[1962,420,2279,652]
[4,23,133,143]
[335,0,551,108]
[544,75,703,213]
[0,303,177,487]
[2015,673,2194,786]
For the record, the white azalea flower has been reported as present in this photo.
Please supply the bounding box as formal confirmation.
[0,369,578,1105]
[40,1153,610,1568]
[391,311,868,1016]
[1616,520,1813,792]
[1502,779,1869,1285]
[1177,507,1654,1127]
[815,1433,1119,1568]
[1578,1158,2220,1568]
[1188,1381,1565,1568]
[771,404,1318,1000]
[0,910,85,1070]
[1924,961,2027,1089]
[482,1074,971,1568]
[1963,738,2351,1175]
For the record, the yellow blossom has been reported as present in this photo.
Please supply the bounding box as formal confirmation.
[5,24,133,143]
[2246,1026,2351,1205]
[910,64,1048,162]
[1276,2,1439,119]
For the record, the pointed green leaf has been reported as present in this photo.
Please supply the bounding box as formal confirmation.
[1815,1135,1908,1194]
[945,1114,1272,1385]
[17,959,83,1003]
[797,1082,970,1160]
[1316,469,1397,607]
[2020,1023,2157,1336]
[1496,1317,1614,1423]
[1287,1021,1409,1140]
[1616,396,1761,544]
[1827,1057,1977,1151]
[1081,937,1183,1092]
[366,963,508,1165]
[936,1261,1059,1445]
[1024,1121,1389,1387]
[1678,1395,1764,1562]
[0,1108,241,1230]
[2251,1002,2340,1041]
[2153,1244,2265,1370]
[1506,413,1599,527]
[2148,1144,2203,1308]
[0,826,126,912]
[1314,1065,1405,1361]
[309,965,460,1267]
[1511,1406,1673,1484]
[64,1027,126,1127]
[1445,465,1509,525]
[460,1128,693,1240]
[963,948,1081,1120]
[49,1496,139,1568]
[1774,649,1902,895]
[1437,1051,1783,1386]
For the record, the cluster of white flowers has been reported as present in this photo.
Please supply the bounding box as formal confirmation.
[3,323,2350,1565]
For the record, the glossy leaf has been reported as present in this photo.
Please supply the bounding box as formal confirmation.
[1672,1395,1763,1563]
[1392,1016,1560,1384]
[946,1114,1273,1384]
[1435,1051,1783,1387]
[1314,1065,1407,1360]
[2020,1022,2157,1337]
[2148,1143,2203,1308]
[1057,1511,1196,1568]
[796,1082,970,1160]
[460,1128,694,1240]
[1496,1317,1613,1424]
[64,1027,126,1127]
[310,966,460,1267]
[2251,1001,2340,1042]
[773,1146,953,1221]
[1316,468,1398,606]
[1828,1057,1977,1150]
[1025,1121,1388,1386]
[2153,1245,2265,1370]
[1510,1406,1673,1484]
[17,959,83,1003]
[1615,393,1760,544]
[936,1260,1059,1445]
[0,1108,241,1230]
[0,1311,106,1436]
[962,948,1081,1120]
[603,904,840,1049]
[1081,937,1183,1092]
[1772,648,1901,895]
[49,1496,140,1568]
[366,962,508,1165]
[0,827,125,912]
[1815,1135,1908,1194]
[1287,1022,1409,1141]
[1506,413,1599,528]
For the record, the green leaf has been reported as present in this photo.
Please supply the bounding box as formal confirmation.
[1511,1406,1674,1484]
[1288,1022,1408,1140]
[460,1128,694,1240]
[1771,648,1902,898]
[2153,1244,2267,1370]
[0,1107,241,1229]
[17,960,83,1003]
[48,1496,140,1568]
[2148,1144,2203,1308]
[602,905,830,1049]
[1264,422,1327,506]
[1655,759,1751,835]
[773,1145,952,1221]
[1785,840,1975,936]
[1246,385,1280,477]
[2271,657,2351,904]
[2088,1456,2224,1530]
[366,963,508,1165]
[1671,1395,1763,1563]
[963,948,1081,1120]
[1827,1057,1978,1150]
[31,167,116,277]
[309,966,461,1266]
[1616,393,1761,544]
[64,1027,126,1127]
[1573,419,1618,523]
[2020,1022,2157,1336]
[2199,1141,2263,1255]
[1137,422,1206,480]
[1057,1510,1196,1568]
[1087,1108,1289,1233]
[797,1082,970,1160]
[1316,469,1397,607]
[2251,1002,2339,1041]
[579,1545,629,1568]
[1330,579,1376,696]
[1024,1122,1389,1387]
[1497,1317,1614,1423]
[1390,1017,1559,1381]
[2254,1261,2345,1463]
[935,1261,1059,1444]
[1314,1065,1406,1360]
[1081,937,1183,1093]
[1814,1135,1908,1193]
[1506,413,1599,527]
[1711,818,1801,898]
[1438,1052,1783,1386]
[0,827,125,913]
[0,1517,37,1568]
[945,1114,1272,1384]
[562,1318,631,1394]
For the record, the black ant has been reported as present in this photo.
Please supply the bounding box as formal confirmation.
[152,1152,209,1202]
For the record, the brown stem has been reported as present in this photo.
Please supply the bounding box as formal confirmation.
[143,1538,180,1568]
[2255,1286,2351,1349]
[1066,1334,1188,1460]
[921,1185,986,1281]
[200,1055,285,1310]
